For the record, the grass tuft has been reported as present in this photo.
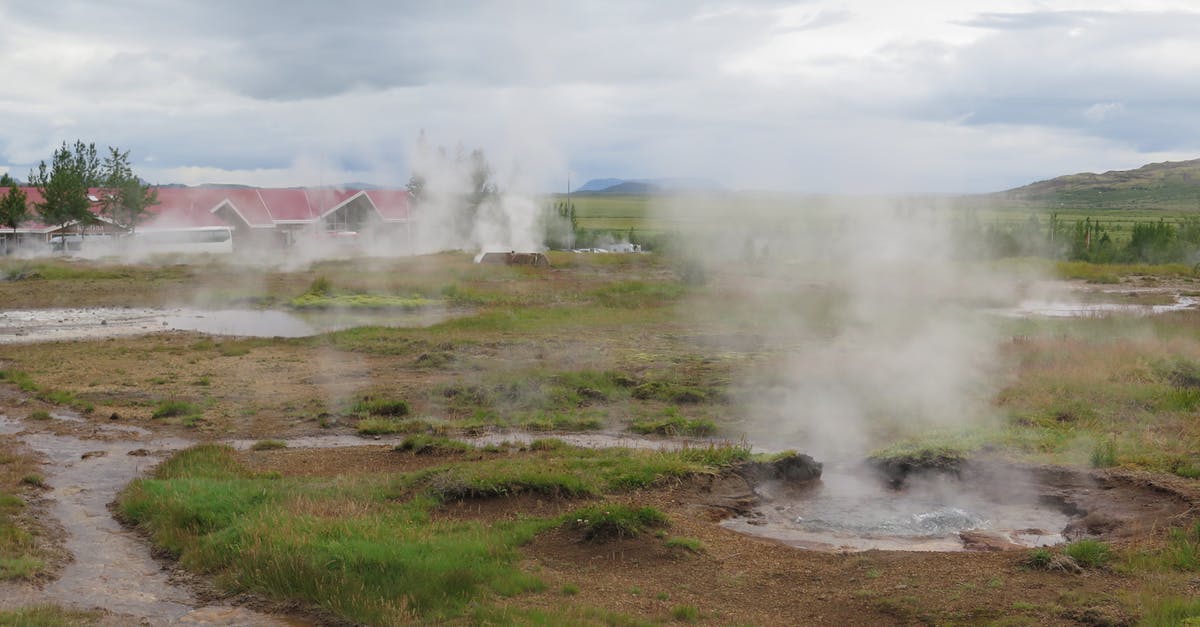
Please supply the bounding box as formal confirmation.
[565,505,668,542]
[352,397,410,417]
[670,605,700,622]
[151,400,200,420]
[1064,539,1112,568]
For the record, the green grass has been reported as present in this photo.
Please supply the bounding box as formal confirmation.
[1124,522,1200,573]
[0,555,46,580]
[1064,540,1112,568]
[631,381,713,404]
[351,397,410,417]
[565,505,668,541]
[1140,596,1200,627]
[664,536,705,553]
[116,443,740,624]
[291,292,439,310]
[520,413,604,432]
[589,280,685,308]
[0,370,37,393]
[670,605,700,623]
[1055,261,1198,281]
[0,604,102,626]
[394,435,473,456]
[1090,438,1118,468]
[151,400,200,420]
[629,412,716,437]
[27,410,50,421]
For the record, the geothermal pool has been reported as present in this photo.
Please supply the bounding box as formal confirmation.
[722,464,1075,552]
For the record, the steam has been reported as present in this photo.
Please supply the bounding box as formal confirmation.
[407,137,562,254]
[659,194,1023,461]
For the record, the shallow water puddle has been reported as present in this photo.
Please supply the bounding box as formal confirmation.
[1002,294,1199,318]
[0,306,466,343]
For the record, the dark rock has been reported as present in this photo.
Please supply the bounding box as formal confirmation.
[81,450,107,460]
[868,450,965,488]
[737,452,823,485]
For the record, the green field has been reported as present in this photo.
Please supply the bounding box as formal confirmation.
[556,191,1200,249]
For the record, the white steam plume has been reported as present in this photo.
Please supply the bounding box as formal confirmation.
[660,194,1024,461]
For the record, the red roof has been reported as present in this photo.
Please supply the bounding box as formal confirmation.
[364,189,411,221]
[1,186,411,232]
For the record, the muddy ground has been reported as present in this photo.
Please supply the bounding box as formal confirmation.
[1,257,1199,625]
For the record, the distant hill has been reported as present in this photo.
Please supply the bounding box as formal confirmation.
[1000,158,1200,210]
[573,177,722,195]
[574,178,626,193]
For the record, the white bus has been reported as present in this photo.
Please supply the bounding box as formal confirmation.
[130,226,234,255]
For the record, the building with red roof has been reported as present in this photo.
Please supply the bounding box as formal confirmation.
[0,185,411,255]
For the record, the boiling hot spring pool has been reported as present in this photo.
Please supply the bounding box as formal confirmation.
[722,463,1075,552]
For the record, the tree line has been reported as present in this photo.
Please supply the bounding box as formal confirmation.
[962,213,1200,265]
[0,140,157,238]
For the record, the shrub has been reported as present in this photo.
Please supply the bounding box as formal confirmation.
[28,410,50,421]
[250,440,287,451]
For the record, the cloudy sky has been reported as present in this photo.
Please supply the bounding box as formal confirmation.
[1,0,1198,193]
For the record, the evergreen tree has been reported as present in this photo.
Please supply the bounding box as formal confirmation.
[28,141,101,230]
[100,147,158,232]
[0,173,29,255]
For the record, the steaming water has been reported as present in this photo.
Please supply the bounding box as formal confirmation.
[723,467,1071,552]
[1001,294,1199,318]
[0,306,466,343]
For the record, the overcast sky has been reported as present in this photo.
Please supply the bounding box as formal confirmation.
[1,0,1198,193]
